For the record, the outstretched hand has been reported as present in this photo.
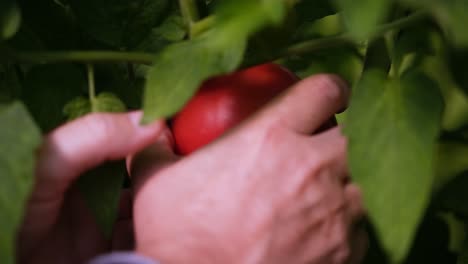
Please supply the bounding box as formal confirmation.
[130,74,367,264]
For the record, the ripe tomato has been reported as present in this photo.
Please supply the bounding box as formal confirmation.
[171,63,336,155]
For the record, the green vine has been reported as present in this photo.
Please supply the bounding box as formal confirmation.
[0,12,427,66]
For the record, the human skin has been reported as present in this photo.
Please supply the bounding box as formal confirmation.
[17,112,166,264]
[130,74,367,264]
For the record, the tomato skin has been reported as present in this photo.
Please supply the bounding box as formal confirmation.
[171,63,334,155]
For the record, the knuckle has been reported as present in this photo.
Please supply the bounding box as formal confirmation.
[306,149,328,178]
[257,121,289,148]
[80,113,117,144]
[326,224,350,264]
[333,244,351,264]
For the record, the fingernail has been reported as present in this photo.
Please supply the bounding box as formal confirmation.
[329,75,350,113]
[128,111,162,128]
[128,111,144,126]
[329,75,350,98]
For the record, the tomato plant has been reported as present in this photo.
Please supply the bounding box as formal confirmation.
[2,0,468,263]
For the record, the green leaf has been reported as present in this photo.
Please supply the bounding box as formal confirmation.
[69,0,170,48]
[142,0,288,122]
[292,14,343,42]
[17,0,78,49]
[78,161,126,238]
[63,96,90,121]
[344,70,444,263]
[21,64,86,133]
[0,102,41,264]
[0,0,21,40]
[400,0,468,46]
[418,52,468,132]
[93,64,144,109]
[436,172,468,218]
[363,38,391,73]
[392,22,438,76]
[0,64,21,104]
[136,11,187,53]
[282,45,363,84]
[6,24,44,51]
[403,213,456,264]
[435,141,468,190]
[63,92,127,121]
[459,236,468,264]
[143,35,246,122]
[448,48,468,97]
[295,0,336,23]
[335,0,391,40]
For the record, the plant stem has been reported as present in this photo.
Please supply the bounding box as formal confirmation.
[8,51,154,64]
[2,11,427,66]
[282,11,427,59]
[191,16,216,37]
[283,34,354,58]
[86,63,97,112]
[179,0,200,38]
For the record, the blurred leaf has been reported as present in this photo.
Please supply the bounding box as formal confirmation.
[292,14,343,41]
[436,141,468,190]
[403,213,455,264]
[345,70,444,263]
[362,222,389,264]
[436,171,468,218]
[78,161,126,238]
[0,0,21,40]
[389,21,441,80]
[6,24,44,51]
[143,35,246,122]
[93,64,144,109]
[448,48,468,97]
[63,96,90,120]
[400,0,468,46]
[136,11,187,53]
[458,230,468,264]
[295,0,336,23]
[282,45,363,85]
[363,38,391,73]
[419,52,468,132]
[0,102,41,264]
[335,0,391,40]
[17,0,78,49]
[63,92,126,121]
[142,0,288,122]
[21,64,86,132]
[393,22,436,69]
[0,64,21,103]
[93,92,126,112]
[69,0,170,48]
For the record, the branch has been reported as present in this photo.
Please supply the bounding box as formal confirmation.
[179,0,200,38]
[4,51,154,64]
[282,11,428,58]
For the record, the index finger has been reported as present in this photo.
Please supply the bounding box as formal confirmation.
[258,74,349,134]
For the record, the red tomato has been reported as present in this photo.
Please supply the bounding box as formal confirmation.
[171,63,336,155]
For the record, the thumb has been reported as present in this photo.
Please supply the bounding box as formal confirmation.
[20,111,166,257]
[128,123,179,193]
[35,111,165,198]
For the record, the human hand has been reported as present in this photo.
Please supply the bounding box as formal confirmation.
[18,112,165,264]
[130,74,367,264]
